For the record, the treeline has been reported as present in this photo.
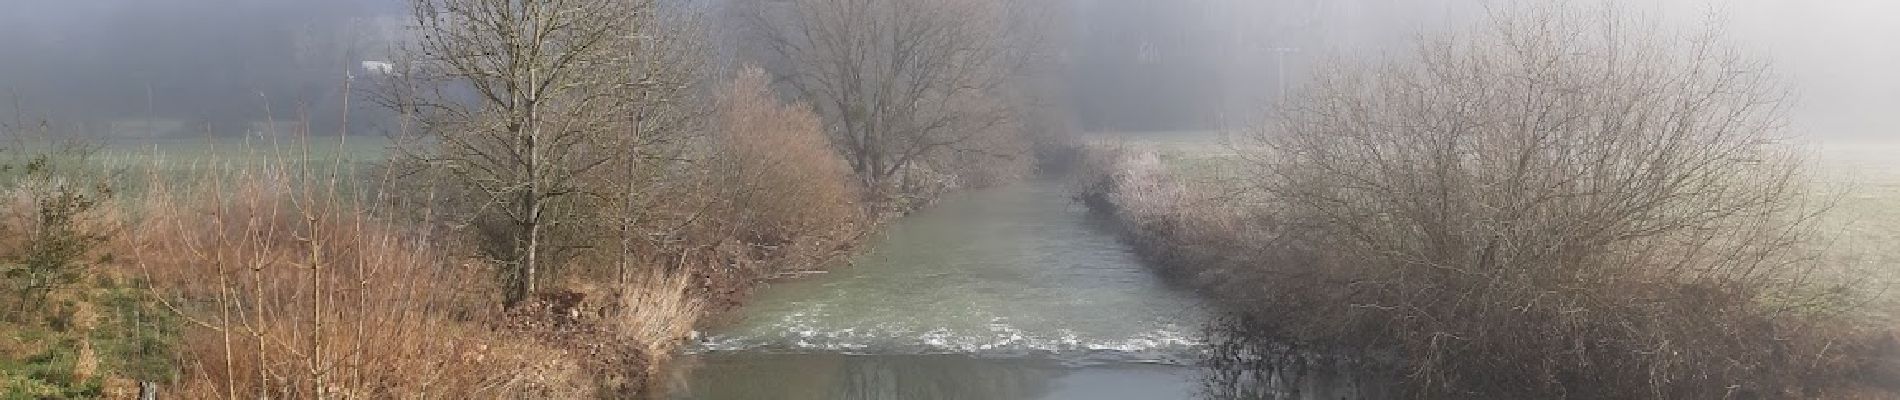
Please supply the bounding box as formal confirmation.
[1,0,1066,397]
[1076,5,1898,399]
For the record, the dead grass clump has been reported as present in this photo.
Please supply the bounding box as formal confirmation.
[477,266,707,397]
[612,270,705,380]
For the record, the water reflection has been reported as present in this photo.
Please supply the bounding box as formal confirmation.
[698,180,1211,362]
[1199,316,1395,400]
[675,180,1389,399]
[676,319,1397,400]
[675,353,1198,400]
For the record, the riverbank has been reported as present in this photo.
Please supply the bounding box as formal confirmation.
[1069,141,1900,398]
[1,80,1047,398]
[1068,142,1262,304]
[0,105,920,399]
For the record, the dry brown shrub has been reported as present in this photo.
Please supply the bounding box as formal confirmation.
[648,66,874,291]
[706,68,863,246]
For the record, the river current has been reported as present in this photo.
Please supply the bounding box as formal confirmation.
[676,178,1213,399]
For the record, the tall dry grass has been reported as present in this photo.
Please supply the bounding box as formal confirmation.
[120,151,591,398]
[611,269,705,390]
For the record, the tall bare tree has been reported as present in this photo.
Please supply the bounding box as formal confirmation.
[394,0,701,305]
[750,0,1043,197]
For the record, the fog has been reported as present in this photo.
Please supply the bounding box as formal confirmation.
[0,0,1893,139]
[0,0,403,136]
[1657,1,1900,140]
[1061,0,1478,131]
[1063,0,1900,140]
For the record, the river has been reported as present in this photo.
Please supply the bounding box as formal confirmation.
[673,137,1899,399]
[673,178,1215,399]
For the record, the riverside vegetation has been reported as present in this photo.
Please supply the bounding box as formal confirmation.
[0,0,1057,397]
[12,1,1897,399]
[1076,7,1900,400]
[0,69,871,398]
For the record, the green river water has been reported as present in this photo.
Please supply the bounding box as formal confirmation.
[673,177,1382,399]
[675,179,1215,399]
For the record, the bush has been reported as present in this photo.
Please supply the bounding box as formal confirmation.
[0,142,115,313]
[0,137,170,399]
[706,68,863,248]
[1216,6,1862,398]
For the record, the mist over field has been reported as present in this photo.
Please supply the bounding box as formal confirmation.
[0,1,1892,140]
[0,0,402,134]
[1054,0,1900,139]
[1657,1,1900,140]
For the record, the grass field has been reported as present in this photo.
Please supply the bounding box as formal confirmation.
[1811,141,1900,320]
[93,136,393,172]
[72,135,398,203]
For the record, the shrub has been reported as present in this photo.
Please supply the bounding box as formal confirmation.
[0,142,115,313]
[0,137,170,399]
[705,68,862,247]
[1213,6,1862,398]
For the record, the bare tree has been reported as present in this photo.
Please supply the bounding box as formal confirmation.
[1232,5,1858,398]
[394,0,701,305]
[750,0,1042,197]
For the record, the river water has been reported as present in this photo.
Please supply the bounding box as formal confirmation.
[674,178,1216,399]
[671,138,1900,399]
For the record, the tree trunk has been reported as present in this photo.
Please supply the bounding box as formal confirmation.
[521,106,542,305]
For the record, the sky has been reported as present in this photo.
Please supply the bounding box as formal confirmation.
[0,0,1893,140]
[1665,0,1900,140]
[1064,0,1898,139]
[0,0,398,135]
